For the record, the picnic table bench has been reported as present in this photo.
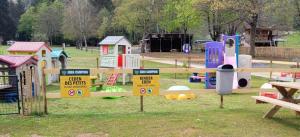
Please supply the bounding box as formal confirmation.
[252,82,300,118]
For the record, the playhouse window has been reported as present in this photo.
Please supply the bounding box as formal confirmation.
[108,46,114,54]
[42,50,46,57]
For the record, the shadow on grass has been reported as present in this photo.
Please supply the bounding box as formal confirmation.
[272,117,300,131]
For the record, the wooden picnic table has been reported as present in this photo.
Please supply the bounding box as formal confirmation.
[263,82,300,118]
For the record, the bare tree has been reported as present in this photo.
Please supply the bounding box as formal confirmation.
[36,1,63,45]
[63,0,97,51]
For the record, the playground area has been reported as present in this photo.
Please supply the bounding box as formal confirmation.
[0,46,300,137]
[3,0,300,136]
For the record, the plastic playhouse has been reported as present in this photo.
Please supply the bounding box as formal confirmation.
[204,34,252,89]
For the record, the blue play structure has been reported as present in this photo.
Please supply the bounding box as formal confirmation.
[205,34,240,89]
[205,42,224,89]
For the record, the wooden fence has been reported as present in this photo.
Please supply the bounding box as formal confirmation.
[240,47,300,59]
[44,68,300,75]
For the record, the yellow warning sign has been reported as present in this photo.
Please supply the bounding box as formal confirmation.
[60,69,91,98]
[133,69,160,96]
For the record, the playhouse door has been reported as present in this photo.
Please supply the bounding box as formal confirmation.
[118,45,126,67]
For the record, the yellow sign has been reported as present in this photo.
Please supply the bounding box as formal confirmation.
[133,69,160,96]
[60,69,91,98]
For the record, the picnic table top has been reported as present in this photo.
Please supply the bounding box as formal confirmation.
[269,82,300,89]
[0,85,12,90]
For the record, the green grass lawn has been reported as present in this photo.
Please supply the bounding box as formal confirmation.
[1,47,299,137]
[279,32,300,48]
[0,45,8,54]
[1,92,300,137]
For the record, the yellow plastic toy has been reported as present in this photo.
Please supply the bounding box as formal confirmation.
[165,93,197,100]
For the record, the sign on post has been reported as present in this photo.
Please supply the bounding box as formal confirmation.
[133,69,160,96]
[60,69,91,98]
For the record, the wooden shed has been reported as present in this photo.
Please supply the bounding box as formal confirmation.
[143,33,193,52]
[244,25,278,46]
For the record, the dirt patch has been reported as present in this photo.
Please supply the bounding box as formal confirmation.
[0,134,10,137]
[76,132,109,137]
[31,134,43,137]
[180,127,200,137]
[142,52,204,59]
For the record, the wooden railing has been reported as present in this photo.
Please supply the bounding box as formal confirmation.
[44,68,300,75]
[240,47,300,59]
[123,54,140,69]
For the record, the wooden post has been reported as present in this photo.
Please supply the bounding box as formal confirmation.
[19,73,25,115]
[220,95,224,109]
[294,61,299,82]
[142,55,145,68]
[122,54,126,85]
[42,67,48,114]
[62,43,65,51]
[96,57,99,68]
[140,96,144,112]
[140,56,145,112]
[269,60,273,81]
[187,56,191,79]
[269,42,274,81]
[175,59,177,79]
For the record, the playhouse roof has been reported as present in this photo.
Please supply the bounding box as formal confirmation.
[0,55,38,68]
[51,49,69,58]
[7,42,52,52]
[99,36,131,45]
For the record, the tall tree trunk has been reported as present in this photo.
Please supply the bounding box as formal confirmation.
[84,35,88,52]
[207,11,215,41]
[141,19,147,53]
[249,14,258,58]
[295,0,300,17]
[184,27,187,44]
[141,33,146,53]
[80,39,83,50]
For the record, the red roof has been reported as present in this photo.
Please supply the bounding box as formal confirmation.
[0,55,38,68]
[7,42,52,52]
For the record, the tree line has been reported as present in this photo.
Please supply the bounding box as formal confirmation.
[1,0,300,55]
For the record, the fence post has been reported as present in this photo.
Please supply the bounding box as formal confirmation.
[62,43,65,51]
[122,54,126,85]
[294,60,299,82]
[19,73,25,115]
[187,56,191,79]
[96,57,99,68]
[42,67,48,114]
[175,59,177,79]
[140,96,144,112]
[269,60,273,81]
[142,55,145,68]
